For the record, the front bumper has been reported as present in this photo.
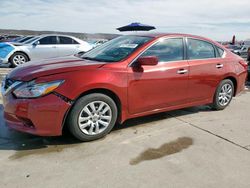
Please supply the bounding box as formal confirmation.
[2,93,71,136]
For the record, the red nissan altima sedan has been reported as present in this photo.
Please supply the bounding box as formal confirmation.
[1,33,248,141]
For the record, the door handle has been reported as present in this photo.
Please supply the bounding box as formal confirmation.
[216,64,223,68]
[52,46,57,48]
[177,69,188,74]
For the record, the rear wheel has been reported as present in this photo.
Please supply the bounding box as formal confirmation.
[9,52,29,67]
[211,79,234,110]
[67,93,118,141]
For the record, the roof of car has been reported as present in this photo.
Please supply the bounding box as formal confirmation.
[130,32,222,47]
[132,32,213,41]
[37,34,76,38]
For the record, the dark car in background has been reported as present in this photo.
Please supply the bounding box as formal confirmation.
[11,36,34,43]
[0,35,22,42]
[247,47,250,80]
[226,44,241,55]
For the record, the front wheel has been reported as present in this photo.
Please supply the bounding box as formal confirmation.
[9,52,29,67]
[211,79,234,110]
[67,93,118,141]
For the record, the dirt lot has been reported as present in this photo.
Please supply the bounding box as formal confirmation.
[0,68,250,188]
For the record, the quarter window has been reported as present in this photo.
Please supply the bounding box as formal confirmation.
[187,39,216,59]
[140,38,184,62]
[216,47,224,57]
[38,36,57,45]
[59,36,79,44]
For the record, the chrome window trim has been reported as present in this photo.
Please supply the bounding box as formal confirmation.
[128,36,227,67]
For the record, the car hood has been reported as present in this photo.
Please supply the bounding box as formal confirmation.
[7,56,105,81]
[11,42,25,46]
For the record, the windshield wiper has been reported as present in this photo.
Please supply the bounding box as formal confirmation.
[81,57,115,62]
[81,57,102,61]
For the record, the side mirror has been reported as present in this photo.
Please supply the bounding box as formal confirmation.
[32,41,40,46]
[136,56,158,66]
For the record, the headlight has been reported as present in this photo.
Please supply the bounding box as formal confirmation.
[13,80,64,98]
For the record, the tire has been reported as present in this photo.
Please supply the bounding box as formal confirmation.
[9,52,29,68]
[211,79,234,110]
[67,93,118,141]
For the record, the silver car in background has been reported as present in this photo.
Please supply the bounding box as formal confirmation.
[1,34,93,67]
[236,45,250,58]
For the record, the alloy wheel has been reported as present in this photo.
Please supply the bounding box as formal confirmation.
[78,101,112,135]
[13,54,26,65]
[218,83,233,106]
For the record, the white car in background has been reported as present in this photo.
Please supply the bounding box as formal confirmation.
[0,34,93,67]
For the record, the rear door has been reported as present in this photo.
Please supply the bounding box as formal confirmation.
[57,36,80,56]
[128,38,189,114]
[186,38,226,103]
[29,36,58,60]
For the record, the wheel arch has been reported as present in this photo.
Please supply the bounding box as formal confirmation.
[8,51,30,62]
[223,76,237,96]
[77,88,122,114]
[62,88,122,131]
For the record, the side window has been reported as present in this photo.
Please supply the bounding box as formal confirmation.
[187,39,216,59]
[72,39,79,44]
[39,36,57,45]
[59,36,79,44]
[140,38,184,62]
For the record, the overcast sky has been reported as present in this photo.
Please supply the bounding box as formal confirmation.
[0,0,250,41]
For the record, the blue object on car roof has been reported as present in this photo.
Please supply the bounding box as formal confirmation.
[117,22,156,32]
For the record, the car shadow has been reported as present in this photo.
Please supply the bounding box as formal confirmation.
[0,104,211,152]
[114,105,211,131]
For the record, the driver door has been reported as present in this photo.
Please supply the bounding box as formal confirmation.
[29,36,58,60]
[127,38,189,114]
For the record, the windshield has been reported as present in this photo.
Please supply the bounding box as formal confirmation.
[81,35,152,62]
[18,36,34,43]
[12,37,24,42]
[24,36,40,44]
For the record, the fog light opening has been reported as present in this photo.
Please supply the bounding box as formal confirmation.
[17,117,35,129]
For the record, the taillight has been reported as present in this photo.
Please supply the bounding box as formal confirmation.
[239,60,248,70]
